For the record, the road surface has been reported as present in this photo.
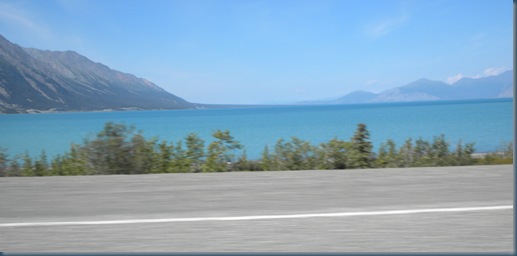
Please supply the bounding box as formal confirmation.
[0,165,513,252]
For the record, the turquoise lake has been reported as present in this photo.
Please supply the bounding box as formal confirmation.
[0,98,513,160]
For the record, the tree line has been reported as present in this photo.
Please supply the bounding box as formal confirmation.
[0,122,513,177]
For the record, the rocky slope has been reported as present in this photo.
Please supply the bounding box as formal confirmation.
[0,35,195,113]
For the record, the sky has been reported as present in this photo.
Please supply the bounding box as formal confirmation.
[0,0,513,104]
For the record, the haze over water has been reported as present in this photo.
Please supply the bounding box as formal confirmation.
[0,98,512,160]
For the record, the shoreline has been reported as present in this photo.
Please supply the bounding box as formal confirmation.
[471,152,511,159]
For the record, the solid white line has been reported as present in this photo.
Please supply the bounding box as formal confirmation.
[0,205,512,228]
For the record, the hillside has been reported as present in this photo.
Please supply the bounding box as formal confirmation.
[0,35,195,113]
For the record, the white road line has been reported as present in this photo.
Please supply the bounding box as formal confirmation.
[0,205,512,227]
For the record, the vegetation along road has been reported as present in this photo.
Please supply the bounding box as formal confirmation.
[0,165,513,252]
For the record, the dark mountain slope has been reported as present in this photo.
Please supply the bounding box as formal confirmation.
[0,35,194,113]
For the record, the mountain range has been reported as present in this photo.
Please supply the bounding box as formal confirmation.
[303,70,513,105]
[0,34,513,113]
[0,34,196,113]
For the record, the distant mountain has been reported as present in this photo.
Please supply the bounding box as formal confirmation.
[0,34,195,113]
[450,71,513,99]
[305,71,513,105]
[323,90,377,105]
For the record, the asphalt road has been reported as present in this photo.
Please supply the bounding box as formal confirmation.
[0,165,514,252]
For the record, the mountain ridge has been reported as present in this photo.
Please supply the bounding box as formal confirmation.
[0,34,195,113]
[304,70,513,105]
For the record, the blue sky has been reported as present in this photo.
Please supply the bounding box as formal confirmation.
[0,0,512,104]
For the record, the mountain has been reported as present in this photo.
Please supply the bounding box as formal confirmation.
[0,35,195,113]
[326,90,377,104]
[450,71,513,99]
[309,71,513,105]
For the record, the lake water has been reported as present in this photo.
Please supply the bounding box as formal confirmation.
[0,98,513,160]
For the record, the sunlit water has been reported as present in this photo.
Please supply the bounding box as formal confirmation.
[0,98,512,160]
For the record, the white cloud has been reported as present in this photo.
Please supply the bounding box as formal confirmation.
[446,74,464,84]
[481,67,509,77]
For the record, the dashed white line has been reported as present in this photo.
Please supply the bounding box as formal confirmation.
[0,205,512,227]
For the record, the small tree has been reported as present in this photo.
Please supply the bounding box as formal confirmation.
[317,138,350,170]
[21,152,34,176]
[260,146,273,171]
[34,150,49,176]
[170,140,191,173]
[454,141,475,166]
[185,133,205,172]
[348,123,373,169]
[85,122,136,174]
[414,138,433,166]
[8,155,21,176]
[154,141,173,173]
[271,138,290,170]
[233,150,262,171]
[203,130,242,172]
[204,141,225,172]
[431,134,452,166]
[129,134,156,174]
[376,139,399,168]
[398,138,414,167]
[64,144,90,175]
[270,137,314,170]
